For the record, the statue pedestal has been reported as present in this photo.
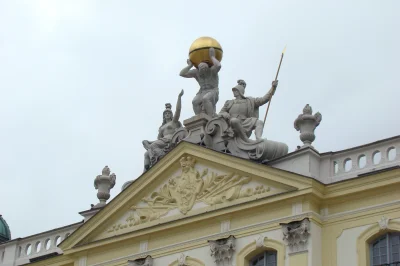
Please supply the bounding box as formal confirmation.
[183,113,212,144]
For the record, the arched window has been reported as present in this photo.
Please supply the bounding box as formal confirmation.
[370,232,400,265]
[250,251,277,266]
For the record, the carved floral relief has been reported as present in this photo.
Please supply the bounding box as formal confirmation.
[107,156,270,233]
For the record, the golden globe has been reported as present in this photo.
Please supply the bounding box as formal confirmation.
[189,37,223,67]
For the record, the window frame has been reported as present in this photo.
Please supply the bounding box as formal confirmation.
[370,232,400,265]
[249,250,277,266]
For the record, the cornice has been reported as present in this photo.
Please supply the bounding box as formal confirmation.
[61,142,312,251]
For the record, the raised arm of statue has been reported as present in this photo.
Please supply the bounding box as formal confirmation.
[209,48,221,73]
[173,89,184,123]
[180,59,197,78]
[255,80,278,107]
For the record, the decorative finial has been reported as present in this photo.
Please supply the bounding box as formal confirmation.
[294,104,322,149]
[303,104,312,115]
[102,165,110,176]
[93,166,117,208]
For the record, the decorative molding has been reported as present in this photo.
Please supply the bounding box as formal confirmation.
[139,240,148,253]
[208,235,236,266]
[292,202,303,215]
[255,235,266,248]
[78,256,87,266]
[169,256,205,266]
[378,216,390,230]
[107,156,270,233]
[128,255,153,266]
[322,199,400,221]
[281,218,310,254]
[357,220,400,266]
[320,207,329,216]
[86,212,316,266]
[221,220,231,233]
[178,253,187,266]
[236,238,286,266]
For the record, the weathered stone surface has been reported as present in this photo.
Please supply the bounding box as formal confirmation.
[294,104,322,148]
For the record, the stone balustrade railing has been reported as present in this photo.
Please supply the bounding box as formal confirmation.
[0,222,82,266]
[321,136,400,183]
[269,136,400,184]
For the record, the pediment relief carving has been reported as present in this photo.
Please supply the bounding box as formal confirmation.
[105,156,288,235]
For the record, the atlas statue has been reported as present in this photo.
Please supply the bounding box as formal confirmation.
[180,47,221,117]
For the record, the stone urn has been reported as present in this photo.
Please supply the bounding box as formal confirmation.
[94,166,116,208]
[294,104,322,148]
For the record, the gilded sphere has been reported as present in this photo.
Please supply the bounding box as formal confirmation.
[189,37,223,68]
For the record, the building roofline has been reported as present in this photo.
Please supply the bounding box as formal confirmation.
[0,221,83,245]
[320,135,400,156]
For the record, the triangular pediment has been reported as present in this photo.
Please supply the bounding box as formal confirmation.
[61,142,313,251]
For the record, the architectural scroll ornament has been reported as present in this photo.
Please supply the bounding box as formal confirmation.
[178,254,188,266]
[378,216,390,230]
[107,156,270,232]
[128,256,153,266]
[281,218,310,254]
[208,236,236,266]
[255,235,266,248]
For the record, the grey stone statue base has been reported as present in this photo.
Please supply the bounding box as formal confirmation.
[141,114,288,173]
[182,115,288,162]
[183,113,212,144]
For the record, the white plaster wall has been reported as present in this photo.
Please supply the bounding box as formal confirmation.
[0,242,17,266]
[337,218,400,266]
[152,245,214,266]
[270,152,313,178]
[336,225,370,266]
[132,229,285,266]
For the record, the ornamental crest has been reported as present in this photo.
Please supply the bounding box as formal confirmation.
[169,156,204,214]
[107,156,271,233]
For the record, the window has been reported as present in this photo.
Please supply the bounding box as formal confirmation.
[371,233,400,265]
[250,251,277,266]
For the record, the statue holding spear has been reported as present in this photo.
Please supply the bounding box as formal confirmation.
[218,47,286,141]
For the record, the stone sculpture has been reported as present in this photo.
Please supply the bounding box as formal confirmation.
[137,39,290,172]
[128,256,153,266]
[180,48,221,117]
[94,166,116,208]
[142,90,184,171]
[107,156,270,232]
[219,79,277,141]
[294,104,322,148]
[178,254,188,266]
[281,218,310,254]
[208,236,236,266]
[193,79,289,162]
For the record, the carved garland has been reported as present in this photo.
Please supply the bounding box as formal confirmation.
[107,156,270,233]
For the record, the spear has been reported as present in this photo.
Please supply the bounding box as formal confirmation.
[262,46,286,133]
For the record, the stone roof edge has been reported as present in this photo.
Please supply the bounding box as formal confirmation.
[0,221,83,246]
[320,135,400,156]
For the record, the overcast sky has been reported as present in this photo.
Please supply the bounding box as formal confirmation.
[1,0,399,239]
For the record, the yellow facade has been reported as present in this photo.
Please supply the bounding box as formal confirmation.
[23,142,400,266]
